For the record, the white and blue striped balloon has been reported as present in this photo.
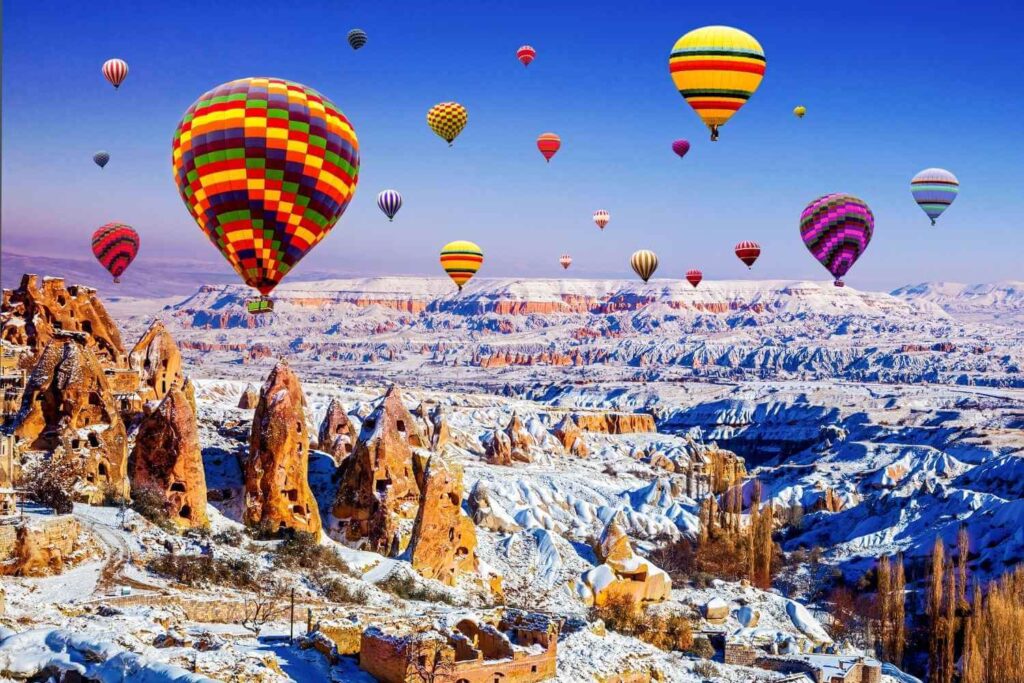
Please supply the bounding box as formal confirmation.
[911,168,959,225]
[377,189,402,221]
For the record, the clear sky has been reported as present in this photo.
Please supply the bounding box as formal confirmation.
[2,0,1021,290]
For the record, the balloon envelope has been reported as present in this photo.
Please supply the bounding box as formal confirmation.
[427,102,468,145]
[734,241,760,268]
[377,190,402,221]
[911,168,958,225]
[91,223,139,281]
[172,77,360,296]
[348,29,367,50]
[799,193,874,286]
[672,139,690,158]
[440,240,483,290]
[593,210,610,230]
[668,26,765,140]
[686,269,703,288]
[93,151,110,168]
[793,105,806,118]
[537,132,561,162]
[517,45,536,67]
[560,254,572,270]
[102,59,128,89]
[630,250,658,283]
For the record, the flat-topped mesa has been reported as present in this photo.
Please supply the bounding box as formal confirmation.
[572,412,657,435]
[407,455,478,585]
[317,398,354,464]
[13,339,128,503]
[131,383,209,528]
[1,274,126,369]
[244,362,321,536]
[331,385,428,553]
[129,321,184,404]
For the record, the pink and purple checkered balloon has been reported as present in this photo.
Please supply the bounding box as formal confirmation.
[799,193,873,287]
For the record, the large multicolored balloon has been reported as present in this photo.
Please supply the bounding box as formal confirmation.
[172,77,359,299]
[377,190,402,221]
[102,59,129,89]
[734,241,760,268]
[440,240,483,290]
[517,45,536,67]
[427,102,468,146]
[800,193,874,287]
[560,254,572,270]
[348,29,367,50]
[793,105,806,118]
[668,26,765,141]
[686,269,703,288]
[630,250,658,283]
[911,168,959,225]
[91,223,139,283]
[537,133,561,162]
[93,151,110,169]
[593,210,610,231]
[672,139,691,158]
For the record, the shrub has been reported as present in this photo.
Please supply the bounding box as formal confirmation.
[213,527,244,547]
[688,636,716,659]
[645,613,694,652]
[591,595,696,653]
[131,486,172,529]
[693,660,718,679]
[273,531,349,573]
[21,452,80,514]
[319,577,370,604]
[378,571,455,605]
[148,554,259,590]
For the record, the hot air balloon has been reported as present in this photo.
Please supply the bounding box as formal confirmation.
[560,254,572,270]
[172,77,360,314]
[348,29,368,50]
[593,210,610,231]
[102,59,129,89]
[537,133,561,162]
[91,223,139,283]
[440,241,483,290]
[377,190,402,221]
[911,168,959,225]
[517,45,536,67]
[800,193,873,287]
[672,139,691,158]
[93,151,110,169]
[427,102,468,146]
[686,269,703,288]
[630,250,658,283]
[668,26,765,141]
[793,105,806,118]
[734,241,760,268]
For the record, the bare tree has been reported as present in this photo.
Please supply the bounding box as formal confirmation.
[407,635,457,683]
[242,577,286,634]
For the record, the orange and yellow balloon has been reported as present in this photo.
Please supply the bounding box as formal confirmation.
[440,240,483,290]
[427,102,468,146]
[668,26,766,141]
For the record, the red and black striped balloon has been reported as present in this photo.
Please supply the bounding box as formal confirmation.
[91,223,140,282]
[734,241,761,268]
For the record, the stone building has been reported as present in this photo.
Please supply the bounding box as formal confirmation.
[0,433,18,516]
[359,610,558,683]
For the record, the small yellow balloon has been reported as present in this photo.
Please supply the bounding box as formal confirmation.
[440,240,483,290]
[794,105,807,118]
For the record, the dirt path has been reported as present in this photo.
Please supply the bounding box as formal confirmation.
[74,506,164,595]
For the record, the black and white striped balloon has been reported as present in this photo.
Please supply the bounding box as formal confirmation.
[348,29,368,50]
[93,151,110,168]
[377,189,402,221]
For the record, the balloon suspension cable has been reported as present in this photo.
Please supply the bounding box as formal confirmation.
[931,218,936,226]
[710,124,719,142]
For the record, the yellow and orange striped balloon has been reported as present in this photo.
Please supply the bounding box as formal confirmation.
[440,240,483,290]
[668,26,765,141]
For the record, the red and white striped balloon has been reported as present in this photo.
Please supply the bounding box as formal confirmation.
[734,241,761,269]
[593,210,610,230]
[517,45,536,67]
[559,254,572,270]
[102,58,129,89]
[686,269,703,288]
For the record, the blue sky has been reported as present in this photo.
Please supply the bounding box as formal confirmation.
[2,0,1021,289]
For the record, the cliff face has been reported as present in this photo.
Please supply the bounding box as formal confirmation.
[407,456,478,586]
[573,412,657,435]
[129,321,183,403]
[13,339,128,503]
[131,384,209,528]
[331,385,427,554]
[244,363,321,536]
[1,274,125,369]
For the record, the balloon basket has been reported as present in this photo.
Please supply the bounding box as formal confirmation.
[113,277,121,284]
[247,297,274,314]
[834,280,845,288]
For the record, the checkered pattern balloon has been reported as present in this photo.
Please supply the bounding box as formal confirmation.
[427,102,468,145]
[800,193,873,286]
[91,223,140,281]
[172,77,360,295]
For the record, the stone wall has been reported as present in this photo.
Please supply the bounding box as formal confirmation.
[0,515,82,576]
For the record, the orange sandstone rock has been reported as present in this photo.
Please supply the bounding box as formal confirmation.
[129,321,183,403]
[407,456,478,585]
[317,398,354,464]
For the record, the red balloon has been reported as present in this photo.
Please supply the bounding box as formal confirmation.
[537,132,561,162]
[686,269,703,288]
[734,241,761,268]
[517,45,536,67]
[91,223,140,283]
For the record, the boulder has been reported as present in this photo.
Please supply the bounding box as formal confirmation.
[553,414,588,457]
[131,384,209,528]
[467,481,521,533]
[407,456,478,585]
[331,385,427,553]
[317,398,354,464]
[1,274,126,369]
[13,339,128,503]
[737,605,760,628]
[574,515,671,607]
[237,384,259,409]
[128,321,183,403]
[703,597,729,623]
[243,362,321,536]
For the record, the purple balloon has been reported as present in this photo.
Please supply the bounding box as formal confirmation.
[799,193,874,287]
[672,139,690,158]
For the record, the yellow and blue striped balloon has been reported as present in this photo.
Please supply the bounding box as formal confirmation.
[440,240,483,290]
[911,168,959,225]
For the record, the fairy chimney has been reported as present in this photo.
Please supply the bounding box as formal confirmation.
[407,456,478,585]
[129,321,183,403]
[317,398,354,464]
[553,414,588,457]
